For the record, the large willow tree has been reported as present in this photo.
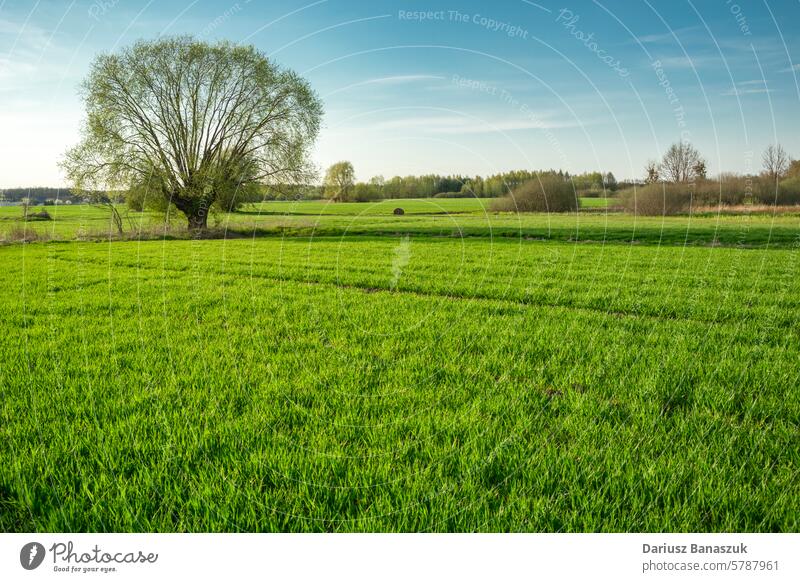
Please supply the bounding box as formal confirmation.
[63,37,322,229]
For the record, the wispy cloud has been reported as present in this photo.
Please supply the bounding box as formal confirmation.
[324,75,444,97]
[362,75,444,85]
[653,55,719,69]
[367,114,589,134]
[0,17,67,82]
[0,56,37,82]
[633,26,703,46]
[721,81,773,96]
[779,63,800,73]
[0,18,56,55]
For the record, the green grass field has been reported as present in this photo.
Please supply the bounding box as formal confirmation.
[1,199,799,531]
[3,198,799,247]
[0,199,800,531]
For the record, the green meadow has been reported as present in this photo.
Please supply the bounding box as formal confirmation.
[1,200,798,531]
[2,198,799,247]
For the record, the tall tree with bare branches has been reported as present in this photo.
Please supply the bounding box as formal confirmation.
[62,37,323,230]
[660,141,705,183]
[762,144,790,182]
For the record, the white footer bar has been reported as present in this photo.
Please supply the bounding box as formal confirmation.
[1,533,798,581]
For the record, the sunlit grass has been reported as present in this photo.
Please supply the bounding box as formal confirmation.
[1,236,797,531]
[2,199,799,248]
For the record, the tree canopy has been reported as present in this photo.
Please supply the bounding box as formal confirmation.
[762,144,791,182]
[62,36,323,229]
[659,141,705,183]
[324,161,355,202]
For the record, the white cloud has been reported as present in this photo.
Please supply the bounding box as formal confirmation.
[361,75,445,85]
[0,17,56,58]
[634,26,703,45]
[0,17,72,84]
[654,55,719,69]
[323,75,445,97]
[0,56,37,81]
[721,87,773,96]
[362,114,589,135]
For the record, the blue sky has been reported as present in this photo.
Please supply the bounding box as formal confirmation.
[1,0,799,187]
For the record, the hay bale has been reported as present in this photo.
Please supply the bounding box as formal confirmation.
[393,207,405,216]
[27,210,52,221]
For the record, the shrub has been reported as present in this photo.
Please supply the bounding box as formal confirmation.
[776,177,800,205]
[491,175,578,213]
[433,191,473,199]
[619,183,692,216]
[754,177,800,205]
[4,227,45,242]
[352,183,383,202]
[26,210,52,221]
[693,177,746,206]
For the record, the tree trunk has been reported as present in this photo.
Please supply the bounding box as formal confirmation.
[109,204,124,235]
[174,195,210,231]
[187,210,208,231]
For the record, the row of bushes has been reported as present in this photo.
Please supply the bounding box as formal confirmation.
[490,175,800,215]
[755,177,800,206]
[690,175,800,206]
[433,191,475,199]
[122,176,800,217]
[619,177,800,215]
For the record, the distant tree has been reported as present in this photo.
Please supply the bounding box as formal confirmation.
[461,177,485,196]
[359,176,385,200]
[353,182,385,202]
[603,171,618,191]
[324,161,355,202]
[660,141,704,183]
[644,160,660,184]
[1,187,79,204]
[762,144,791,182]
[692,160,707,180]
[61,36,322,230]
[786,159,800,179]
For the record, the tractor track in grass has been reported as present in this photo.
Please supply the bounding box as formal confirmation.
[24,252,797,333]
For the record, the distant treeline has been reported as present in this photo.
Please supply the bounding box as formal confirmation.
[265,169,626,202]
[0,187,83,204]
[4,169,627,208]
